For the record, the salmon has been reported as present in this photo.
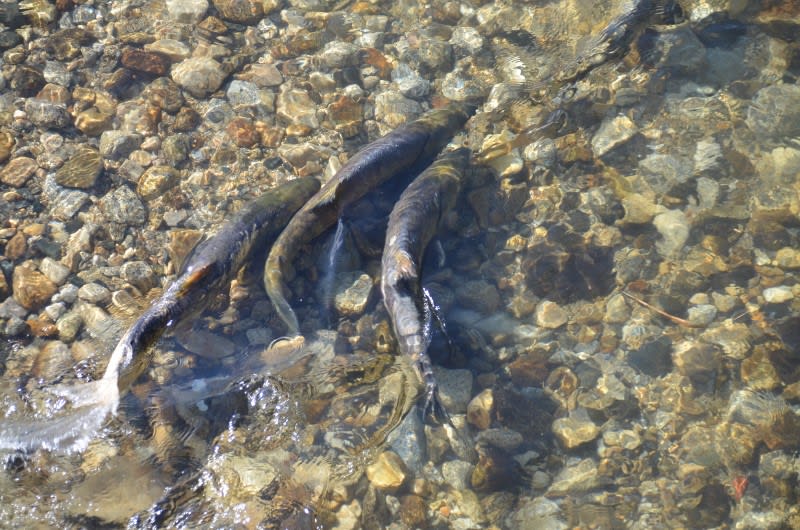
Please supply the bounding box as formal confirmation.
[381,148,470,423]
[264,103,473,335]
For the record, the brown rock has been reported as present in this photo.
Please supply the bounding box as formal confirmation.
[74,107,113,136]
[120,47,171,76]
[399,495,428,527]
[12,263,58,310]
[137,165,181,200]
[365,451,408,492]
[212,0,263,23]
[173,107,201,131]
[37,83,71,104]
[5,231,27,260]
[55,146,103,188]
[0,130,14,163]
[27,315,59,338]
[467,388,494,430]
[0,270,8,298]
[0,157,38,187]
[226,117,259,148]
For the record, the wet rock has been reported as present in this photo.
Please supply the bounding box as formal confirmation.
[746,84,800,141]
[620,193,657,224]
[763,286,793,304]
[552,408,600,449]
[467,388,494,430]
[673,340,721,386]
[687,304,717,326]
[99,130,143,160]
[162,134,191,165]
[212,0,263,23]
[56,310,82,341]
[535,300,568,329]
[166,0,208,22]
[99,186,146,226]
[432,366,473,414]
[366,450,408,492]
[12,262,58,310]
[142,77,184,113]
[39,257,70,285]
[5,231,25,260]
[387,402,427,473]
[320,41,360,69]
[225,117,259,148]
[334,272,373,318]
[137,165,181,200]
[55,147,102,189]
[171,57,227,98]
[121,261,156,292]
[0,130,14,163]
[11,65,45,96]
[24,98,71,129]
[145,40,191,63]
[32,340,72,381]
[399,495,428,527]
[374,91,423,128]
[653,209,690,257]
[548,458,599,495]
[442,459,473,490]
[238,63,283,88]
[475,428,524,451]
[592,114,637,157]
[471,445,525,493]
[455,279,500,315]
[177,329,236,358]
[741,348,781,391]
[0,156,37,187]
[508,497,567,530]
[392,63,431,100]
[120,47,170,76]
[276,87,319,130]
[78,282,111,305]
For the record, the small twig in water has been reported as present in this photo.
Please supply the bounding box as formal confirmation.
[621,290,706,329]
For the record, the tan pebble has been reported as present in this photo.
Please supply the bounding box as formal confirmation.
[0,130,15,162]
[13,263,58,310]
[0,156,38,187]
[226,117,259,148]
[74,107,113,136]
[137,165,181,200]
[26,315,59,338]
[365,451,408,492]
[5,231,27,260]
[467,388,494,430]
[55,146,103,188]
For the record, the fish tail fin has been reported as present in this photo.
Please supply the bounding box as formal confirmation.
[0,378,119,454]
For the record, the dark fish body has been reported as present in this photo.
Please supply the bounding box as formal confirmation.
[105,177,320,394]
[264,103,473,335]
[381,148,470,422]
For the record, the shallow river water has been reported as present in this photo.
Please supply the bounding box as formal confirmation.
[1,0,800,528]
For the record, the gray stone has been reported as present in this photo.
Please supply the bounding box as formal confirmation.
[99,186,146,226]
[747,84,800,141]
[40,257,70,285]
[653,209,690,257]
[171,57,227,98]
[165,0,208,22]
[78,282,111,304]
[24,99,71,129]
[99,130,142,160]
[442,460,474,491]
[763,286,793,304]
[432,367,473,414]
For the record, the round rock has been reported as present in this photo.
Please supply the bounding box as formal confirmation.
[171,57,227,98]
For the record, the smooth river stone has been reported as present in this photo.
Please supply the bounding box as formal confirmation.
[55,146,103,188]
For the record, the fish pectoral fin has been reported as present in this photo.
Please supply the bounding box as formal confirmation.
[178,263,214,295]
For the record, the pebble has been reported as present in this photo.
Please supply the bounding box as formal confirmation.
[171,57,227,98]
[177,329,235,359]
[99,131,143,160]
[653,209,690,257]
[763,286,793,304]
[24,98,71,129]
[455,279,500,315]
[746,84,800,140]
[687,304,717,327]
[39,257,70,285]
[78,282,112,304]
[212,0,264,23]
[673,340,721,384]
[552,408,600,449]
[432,367,473,414]
[0,130,14,163]
[137,165,181,200]
[467,388,494,430]
[99,186,146,226]
[547,458,599,495]
[55,146,103,189]
[334,272,374,318]
[120,48,171,76]
[237,63,283,87]
[591,114,637,157]
[442,460,474,491]
[12,263,58,310]
[0,156,38,187]
[56,310,82,341]
[165,0,208,23]
[5,232,27,261]
[535,300,568,329]
[508,497,567,530]
[121,261,156,292]
[276,87,320,130]
[475,428,524,451]
[144,40,191,63]
[366,451,408,492]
